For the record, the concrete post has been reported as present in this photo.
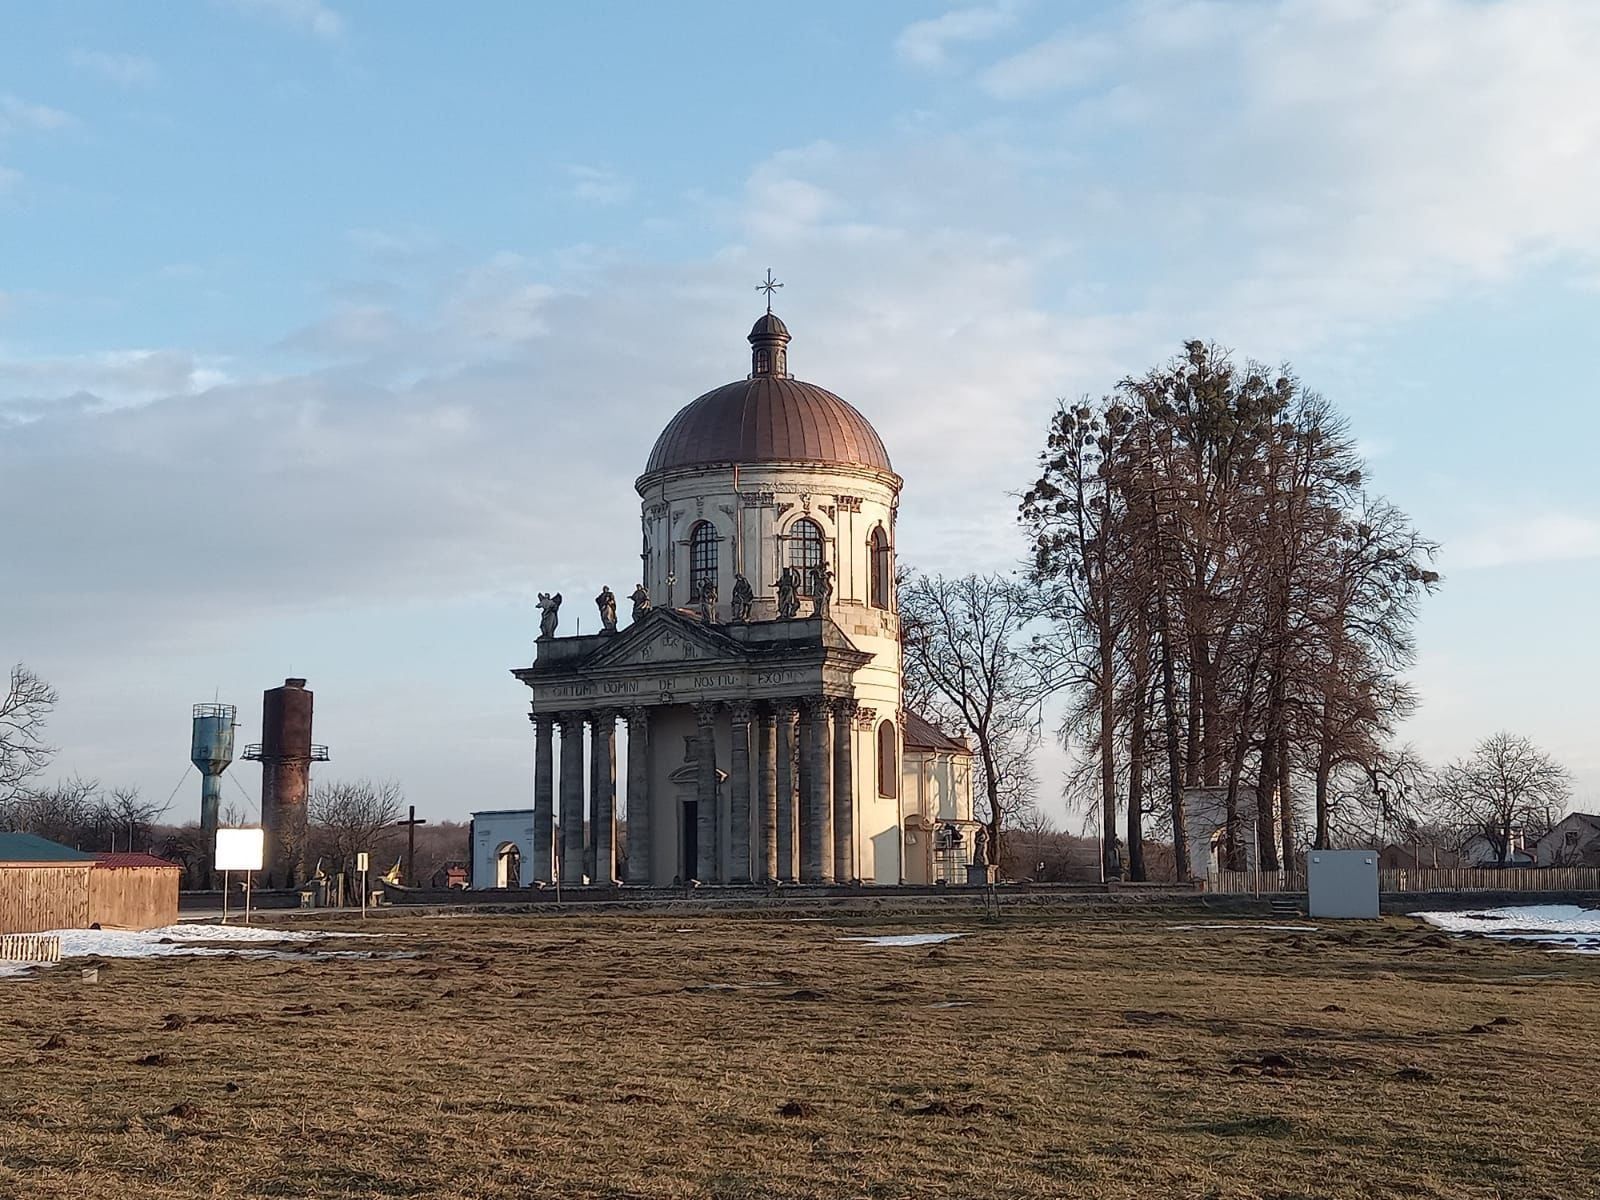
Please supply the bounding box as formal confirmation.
[532,713,555,884]
[756,705,778,882]
[727,702,753,884]
[832,698,857,884]
[774,700,798,882]
[558,712,586,886]
[625,707,650,886]
[589,710,618,886]
[694,701,719,883]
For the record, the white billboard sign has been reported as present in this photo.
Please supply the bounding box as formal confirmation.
[215,827,265,873]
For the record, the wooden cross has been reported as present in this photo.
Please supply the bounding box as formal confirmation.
[391,805,428,887]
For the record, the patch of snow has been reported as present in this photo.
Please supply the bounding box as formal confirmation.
[1,923,380,982]
[840,933,965,947]
[1418,905,1600,953]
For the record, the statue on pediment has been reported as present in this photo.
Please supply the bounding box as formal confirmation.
[810,560,834,615]
[537,592,562,639]
[730,573,755,622]
[698,579,718,624]
[595,586,618,634]
[777,566,802,619]
[630,583,652,622]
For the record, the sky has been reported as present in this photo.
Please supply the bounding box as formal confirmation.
[3,0,1599,830]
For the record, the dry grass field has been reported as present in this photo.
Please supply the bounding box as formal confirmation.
[3,907,1598,1199]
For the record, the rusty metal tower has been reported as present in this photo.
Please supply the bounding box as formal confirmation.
[243,678,329,888]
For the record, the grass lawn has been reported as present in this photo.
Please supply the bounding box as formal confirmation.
[2,908,1597,1198]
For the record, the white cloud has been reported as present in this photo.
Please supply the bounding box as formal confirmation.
[0,349,227,420]
[68,49,160,87]
[566,165,632,206]
[223,0,344,40]
[0,95,74,136]
[896,2,1020,68]
[1451,510,1600,569]
[0,166,19,194]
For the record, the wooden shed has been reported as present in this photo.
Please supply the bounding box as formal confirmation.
[88,852,181,930]
[0,833,93,934]
[0,835,180,934]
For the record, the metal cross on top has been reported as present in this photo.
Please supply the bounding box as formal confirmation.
[757,268,783,312]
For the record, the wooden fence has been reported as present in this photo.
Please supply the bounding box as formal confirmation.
[0,864,92,934]
[1,933,62,963]
[88,864,180,930]
[1207,866,1600,895]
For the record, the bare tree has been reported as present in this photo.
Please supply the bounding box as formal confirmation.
[1433,733,1570,867]
[308,779,405,901]
[900,573,1046,873]
[1,664,58,804]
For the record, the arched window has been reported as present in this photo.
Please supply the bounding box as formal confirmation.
[877,720,898,798]
[689,521,718,601]
[789,518,824,588]
[870,525,892,610]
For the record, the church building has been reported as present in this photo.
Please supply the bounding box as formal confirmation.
[510,300,976,886]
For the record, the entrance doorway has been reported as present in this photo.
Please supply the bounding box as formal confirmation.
[496,842,522,888]
[680,799,697,882]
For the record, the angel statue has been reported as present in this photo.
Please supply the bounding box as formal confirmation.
[630,583,652,623]
[776,566,802,619]
[809,560,834,615]
[537,592,562,640]
[595,585,619,634]
[730,573,755,623]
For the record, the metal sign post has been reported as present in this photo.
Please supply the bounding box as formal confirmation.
[244,870,253,925]
[357,852,369,920]
[222,869,230,925]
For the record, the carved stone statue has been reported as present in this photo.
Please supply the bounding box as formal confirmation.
[776,566,802,620]
[595,586,618,634]
[810,560,834,615]
[537,592,562,640]
[630,583,652,622]
[972,826,991,868]
[697,580,718,624]
[730,573,755,622]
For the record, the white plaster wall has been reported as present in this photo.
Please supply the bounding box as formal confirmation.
[470,810,537,889]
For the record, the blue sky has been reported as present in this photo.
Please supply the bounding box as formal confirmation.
[4,0,1598,828]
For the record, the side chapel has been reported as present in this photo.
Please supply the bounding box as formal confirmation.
[510,299,977,886]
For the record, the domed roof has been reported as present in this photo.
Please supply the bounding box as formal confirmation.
[641,311,894,477]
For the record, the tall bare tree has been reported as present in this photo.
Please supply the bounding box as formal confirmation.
[900,573,1046,872]
[308,778,405,901]
[1433,733,1570,867]
[1,663,57,804]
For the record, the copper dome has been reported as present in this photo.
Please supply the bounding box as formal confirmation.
[641,313,894,477]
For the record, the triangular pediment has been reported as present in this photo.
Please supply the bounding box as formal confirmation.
[582,609,745,671]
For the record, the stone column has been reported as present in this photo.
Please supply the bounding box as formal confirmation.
[532,713,555,884]
[832,698,857,884]
[625,707,650,886]
[756,705,778,882]
[558,712,585,886]
[727,702,753,884]
[774,701,798,882]
[694,701,719,883]
[589,710,618,886]
[801,697,834,884]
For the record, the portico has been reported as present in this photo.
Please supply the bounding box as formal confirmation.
[515,608,870,885]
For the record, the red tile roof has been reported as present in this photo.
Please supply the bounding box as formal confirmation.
[91,852,180,870]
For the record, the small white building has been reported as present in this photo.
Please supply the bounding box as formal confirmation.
[901,712,979,884]
[470,809,535,889]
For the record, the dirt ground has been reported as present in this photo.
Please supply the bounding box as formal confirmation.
[2,908,1597,1199]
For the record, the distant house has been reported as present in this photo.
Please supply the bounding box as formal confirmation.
[1,834,179,933]
[1459,828,1537,868]
[430,863,470,889]
[1533,813,1600,867]
[1379,843,1460,871]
